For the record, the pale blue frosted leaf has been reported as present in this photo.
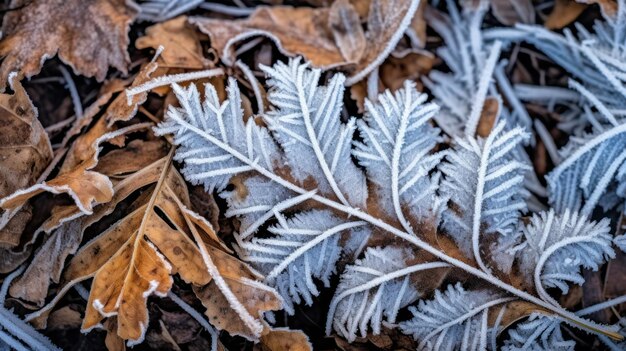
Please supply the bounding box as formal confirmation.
[440,121,530,272]
[154,78,281,192]
[220,176,294,238]
[503,314,575,351]
[547,123,626,215]
[237,210,366,315]
[353,80,444,227]
[515,209,615,295]
[326,247,446,342]
[399,283,509,351]
[261,58,367,208]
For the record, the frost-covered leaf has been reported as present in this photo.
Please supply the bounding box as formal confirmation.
[515,209,615,299]
[155,77,281,193]
[400,283,511,351]
[261,59,367,208]
[503,314,575,351]
[353,80,444,229]
[237,209,366,314]
[326,247,450,342]
[440,121,530,272]
[0,0,137,90]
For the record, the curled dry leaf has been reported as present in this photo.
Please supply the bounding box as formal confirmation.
[26,156,281,344]
[0,60,159,225]
[0,77,52,248]
[0,0,138,90]
[191,0,419,85]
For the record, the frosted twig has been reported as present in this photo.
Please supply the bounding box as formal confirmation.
[125,68,225,104]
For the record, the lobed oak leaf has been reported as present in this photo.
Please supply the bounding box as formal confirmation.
[0,0,138,90]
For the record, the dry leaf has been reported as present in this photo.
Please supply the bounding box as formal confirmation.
[0,77,52,247]
[192,0,419,85]
[476,97,501,138]
[192,6,347,69]
[259,327,313,351]
[329,0,366,62]
[490,0,536,25]
[8,141,167,305]
[0,0,138,90]
[29,156,281,344]
[545,0,587,29]
[136,16,209,70]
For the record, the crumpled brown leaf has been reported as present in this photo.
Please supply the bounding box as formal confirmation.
[191,0,419,85]
[329,0,366,63]
[0,77,52,247]
[0,0,138,90]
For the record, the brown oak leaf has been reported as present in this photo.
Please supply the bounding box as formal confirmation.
[0,0,138,90]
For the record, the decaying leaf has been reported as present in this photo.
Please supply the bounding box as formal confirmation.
[0,0,138,90]
[0,77,52,247]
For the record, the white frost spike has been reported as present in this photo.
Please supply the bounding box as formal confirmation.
[515,209,615,304]
[154,77,281,192]
[400,283,513,351]
[326,247,450,342]
[503,314,576,351]
[260,58,367,208]
[353,80,444,231]
[237,210,366,314]
[440,121,530,272]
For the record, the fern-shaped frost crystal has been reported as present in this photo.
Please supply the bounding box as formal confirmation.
[400,283,511,351]
[156,78,281,192]
[236,209,366,314]
[261,59,367,208]
[503,314,576,351]
[326,247,449,342]
[440,121,531,272]
[353,80,444,229]
[515,209,615,298]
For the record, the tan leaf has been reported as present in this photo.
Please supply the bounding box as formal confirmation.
[490,0,536,25]
[329,0,366,62]
[26,156,281,344]
[476,97,501,138]
[545,0,587,29]
[191,0,419,85]
[192,6,347,69]
[259,327,313,351]
[136,16,210,70]
[9,149,167,305]
[0,77,52,247]
[0,0,137,90]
